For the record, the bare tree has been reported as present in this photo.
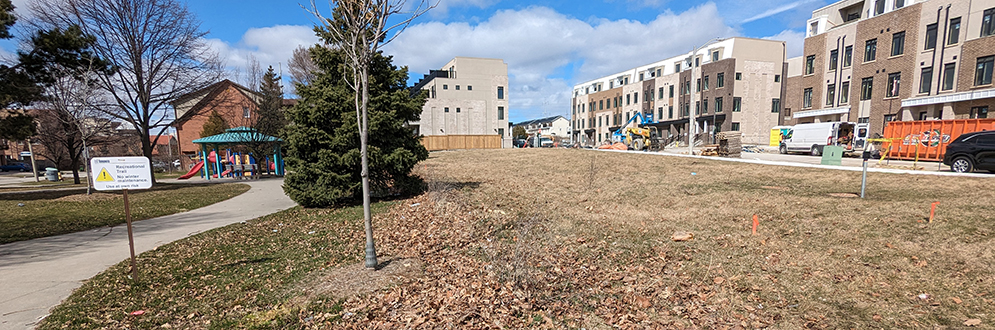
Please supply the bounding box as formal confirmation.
[306,0,436,269]
[34,57,114,191]
[30,0,223,184]
[288,45,320,91]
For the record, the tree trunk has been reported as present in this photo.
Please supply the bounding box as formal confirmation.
[70,157,81,184]
[360,65,377,269]
[141,134,157,184]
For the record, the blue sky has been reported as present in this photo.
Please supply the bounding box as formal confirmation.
[5,0,833,123]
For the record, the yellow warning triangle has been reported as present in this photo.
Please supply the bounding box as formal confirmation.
[96,168,114,182]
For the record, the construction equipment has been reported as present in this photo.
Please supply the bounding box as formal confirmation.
[612,112,663,151]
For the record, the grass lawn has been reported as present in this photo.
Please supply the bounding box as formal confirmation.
[1,183,250,244]
[38,149,995,329]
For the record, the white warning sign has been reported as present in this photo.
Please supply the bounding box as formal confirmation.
[90,157,153,191]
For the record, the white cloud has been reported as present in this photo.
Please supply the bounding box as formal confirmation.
[206,25,319,72]
[764,29,805,58]
[428,0,498,18]
[385,3,738,121]
[741,0,819,23]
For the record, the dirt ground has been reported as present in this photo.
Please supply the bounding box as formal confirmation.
[305,148,994,329]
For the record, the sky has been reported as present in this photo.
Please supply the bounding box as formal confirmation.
[4,0,834,124]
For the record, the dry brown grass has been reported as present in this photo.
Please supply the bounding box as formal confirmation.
[380,148,994,328]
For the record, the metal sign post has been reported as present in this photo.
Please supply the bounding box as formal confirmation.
[90,157,153,281]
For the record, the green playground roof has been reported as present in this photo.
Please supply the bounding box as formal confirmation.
[192,127,283,144]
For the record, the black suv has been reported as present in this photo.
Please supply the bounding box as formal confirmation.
[943,131,995,173]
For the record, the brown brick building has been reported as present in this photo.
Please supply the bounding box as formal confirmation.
[171,80,263,169]
[785,0,995,137]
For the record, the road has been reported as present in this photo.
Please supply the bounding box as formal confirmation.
[0,178,297,330]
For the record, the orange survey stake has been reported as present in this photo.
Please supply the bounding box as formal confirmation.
[929,202,940,223]
[752,215,759,235]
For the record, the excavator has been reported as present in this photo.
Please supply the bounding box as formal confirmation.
[611,112,663,151]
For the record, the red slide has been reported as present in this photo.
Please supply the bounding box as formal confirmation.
[177,161,204,180]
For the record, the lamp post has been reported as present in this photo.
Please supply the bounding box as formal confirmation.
[687,37,722,155]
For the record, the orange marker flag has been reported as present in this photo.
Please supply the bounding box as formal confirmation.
[929,202,940,223]
[752,215,759,235]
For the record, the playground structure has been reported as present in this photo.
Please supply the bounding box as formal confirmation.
[178,127,285,180]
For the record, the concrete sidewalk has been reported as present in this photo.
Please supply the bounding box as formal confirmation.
[0,178,297,330]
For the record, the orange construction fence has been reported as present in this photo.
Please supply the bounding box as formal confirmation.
[882,119,995,161]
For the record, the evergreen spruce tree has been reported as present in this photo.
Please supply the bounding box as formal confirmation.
[200,110,228,138]
[248,66,286,173]
[283,45,427,207]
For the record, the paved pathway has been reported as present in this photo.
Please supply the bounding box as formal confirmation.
[0,178,297,330]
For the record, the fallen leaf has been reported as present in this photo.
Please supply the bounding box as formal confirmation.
[964,319,982,327]
[672,232,694,241]
[952,297,963,304]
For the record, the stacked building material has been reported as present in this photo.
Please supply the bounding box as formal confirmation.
[717,132,741,158]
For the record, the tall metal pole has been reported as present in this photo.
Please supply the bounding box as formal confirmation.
[26,138,39,182]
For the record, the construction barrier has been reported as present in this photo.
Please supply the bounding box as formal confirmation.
[421,135,503,151]
[882,119,995,161]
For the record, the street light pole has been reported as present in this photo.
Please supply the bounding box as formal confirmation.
[687,37,722,155]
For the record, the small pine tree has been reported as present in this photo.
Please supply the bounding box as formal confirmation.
[283,46,428,207]
[200,110,228,138]
[248,66,286,173]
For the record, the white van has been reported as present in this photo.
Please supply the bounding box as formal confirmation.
[779,122,869,156]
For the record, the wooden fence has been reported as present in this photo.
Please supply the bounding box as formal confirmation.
[421,135,503,151]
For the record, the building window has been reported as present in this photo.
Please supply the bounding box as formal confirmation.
[805,55,815,75]
[639,73,644,81]
[826,84,836,106]
[658,87,663,99]
[695,57,700,67]
[675,63,681,72]
[731,122,740,131]
[875,0,885,15]
[668,105,674,118]
[918,112,928,120]
[829,49,838,71]
[896,0,905,9]
[976,56,994,86]
[669,85,674,97]
[861,77,874,100]
[801,88,812,108]
[456,108,461,113]
[444,107,450,113]
[715,97,723,113]
[696,78,701,92]
[658,107,663,119]
[771,98,781,113]
[887,72,901,97]
[920,67,933,94]
[984,8,995,37]
[736,72,742,80]
[467,85,472,91]
[695,101,700,115]
[634,93,639,103]
[712,51,720,62]
[884,114,897,122]
[865,39,877,62]
[455,85,460,90]
[443,84,448,90]
[599,100,604,110]
[943,62,956,90]
[840,81,850,103]
[972,106,990,119]
[498,106,505,120]
[704,76,710,90]
[498,128,504,136]
[858,117,870,123]
[626,94,631,105]
[891,31,905,56]
[717,73,725,87]
[925,23,937,50]
[948,17,961,45]
[243,107,250,118]
[703,99,709,114]
[774,74,781,83]
[843,45,853,67]
[685,81,691,94]
[497,86,504,99]
[733,97,742,112]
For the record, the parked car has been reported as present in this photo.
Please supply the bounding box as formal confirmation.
[779,122,869,156]
[513,139,527,148]
[942,131,995,173]
[0,162,32,172]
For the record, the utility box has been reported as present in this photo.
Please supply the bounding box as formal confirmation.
[821,146,844,166]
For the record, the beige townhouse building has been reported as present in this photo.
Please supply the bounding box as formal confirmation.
[784,0,995,137]
[570,37,788,146]
[411,57,511,148]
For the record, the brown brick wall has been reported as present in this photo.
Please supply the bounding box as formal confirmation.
[851,3,923,135]
[175,86,259,168]
[800,33,827,111]
[957,35,995,94]
[783,75,804,125]
[700,58,737,131]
